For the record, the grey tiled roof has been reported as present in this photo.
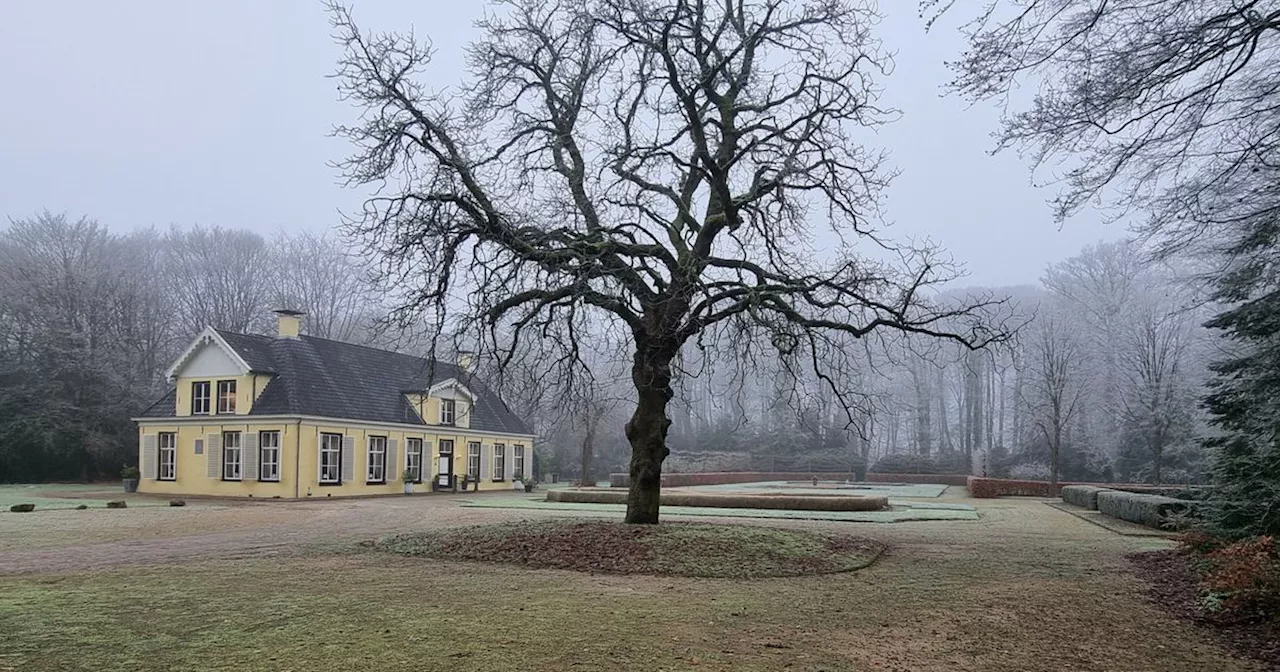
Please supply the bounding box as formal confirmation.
[138,331,532,436]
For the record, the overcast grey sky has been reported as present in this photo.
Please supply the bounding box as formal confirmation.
[0,1,1121,287]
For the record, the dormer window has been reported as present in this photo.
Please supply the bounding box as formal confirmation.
[440,398,456,425]
[217,380,237,414]
[192,381,211,415]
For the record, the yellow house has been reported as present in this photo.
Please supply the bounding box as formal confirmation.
[133,310,536,499]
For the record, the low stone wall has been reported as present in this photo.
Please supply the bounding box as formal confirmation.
[549,488,889,511]
[1061,485,1106,510]
[608,471,969,488]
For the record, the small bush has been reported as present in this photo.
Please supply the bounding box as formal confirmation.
[9,503,35,513]
[1202,536,1280,623]
[1177,530,1227,555]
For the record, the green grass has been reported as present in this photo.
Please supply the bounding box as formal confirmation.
[377,520,884,578]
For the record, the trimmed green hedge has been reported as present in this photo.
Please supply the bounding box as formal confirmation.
[1096,490,1196,529]
[1061,485,1106,510]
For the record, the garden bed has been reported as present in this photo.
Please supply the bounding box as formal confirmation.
[376,520,885,578]
[1130,549,1279,670]
[548,488,888,511]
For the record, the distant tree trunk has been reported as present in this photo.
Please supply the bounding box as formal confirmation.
[937,368,953,453]
[579,425,595,487]
[911,366,932,456]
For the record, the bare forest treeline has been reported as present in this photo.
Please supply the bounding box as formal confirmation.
[0,212,386,482]
[0,212,1213,485]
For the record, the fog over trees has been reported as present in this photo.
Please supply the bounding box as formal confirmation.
[0,211,1216,493]
[1,0,1260,532]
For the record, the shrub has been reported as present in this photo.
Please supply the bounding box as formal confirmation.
[1202,536,1280,623]
[1009,463,1052,481]
[1061,485,1105,510]
[120,466,140,479]
[1097,490,1197,529]
[1177,530,1227,555]
[967,476,1061,498]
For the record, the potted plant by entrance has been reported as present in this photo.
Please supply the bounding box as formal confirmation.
[121,466,140,493]
[523,478,536,493]
[401,469,414,495]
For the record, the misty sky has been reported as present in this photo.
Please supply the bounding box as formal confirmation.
[0,1,1122,287]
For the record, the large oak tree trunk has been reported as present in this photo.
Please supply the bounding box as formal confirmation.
[625,340,675,524]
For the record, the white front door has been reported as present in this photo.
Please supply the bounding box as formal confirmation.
[438,454,452,487]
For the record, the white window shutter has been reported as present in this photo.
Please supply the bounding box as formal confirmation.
[243,432,258,481]
[480,443,491,482]
[315,429,324,484]
[141,435,158,480]
[387,439,398,480]
[342,436,355,482]
[425,440,434,478]
[505,444,515,482]
[206,433,221,478]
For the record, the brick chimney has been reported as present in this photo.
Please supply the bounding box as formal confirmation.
[274,309,305,339]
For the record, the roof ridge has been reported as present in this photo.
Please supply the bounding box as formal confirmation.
[297,334,455,370]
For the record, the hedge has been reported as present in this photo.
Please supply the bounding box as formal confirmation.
[868,473,969,486]
[967,477,1063,498]
[548,488,889,511]
[1061,485,1106,510]
[1096,490,1197,529]
[969,476,1203,500]
[608,471,969,488]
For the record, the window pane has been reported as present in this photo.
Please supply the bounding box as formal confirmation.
[192,382,210,414]
[217,380,237,414]
[259,431,280,481]
[320,433,342,483]
[222,432,241,480]
[367,436,386,482]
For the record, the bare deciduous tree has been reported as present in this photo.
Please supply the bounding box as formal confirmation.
[1024,316,1087,486]
[165,225,274,335]
[329,0,1005,523]
[270,231,378,342]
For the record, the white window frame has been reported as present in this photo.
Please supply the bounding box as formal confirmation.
[466,441,480,478]
[406,438,423,483]
[320,433,343,484]
[366,435,387,484]
[222,431,242,481]
[259,431,280,482]
[493,443,506,481]
[216,379,237,414]
[440,398,456,425]
[158,432,177,481]
[514,445,525,480]
[191,381,211,415]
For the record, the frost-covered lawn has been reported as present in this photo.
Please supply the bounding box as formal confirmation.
[0,483,164,511]
[0,492,1253,671]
